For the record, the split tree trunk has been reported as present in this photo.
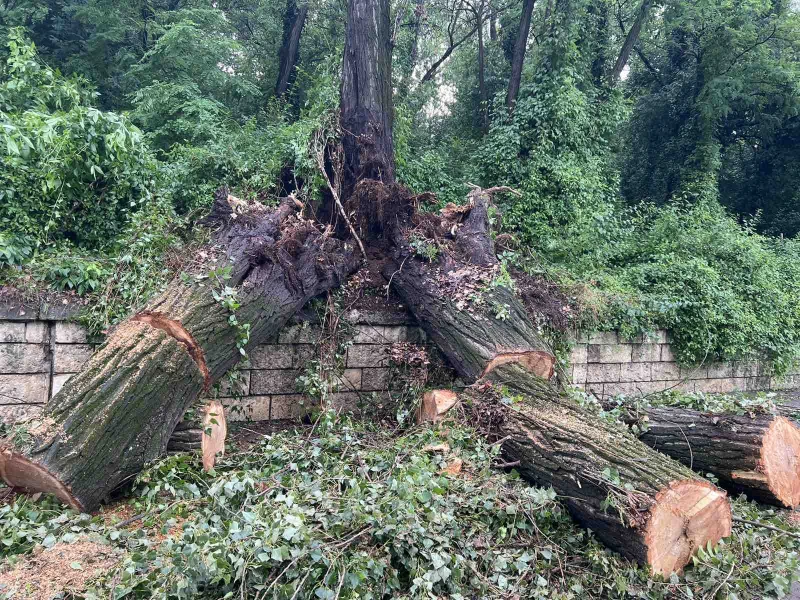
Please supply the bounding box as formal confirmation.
[630,407,800,508]
[275,0,308,97]
[0,192,359,511]
[609,0,651,84]
[506,0,536,108]
[383,187,731,574]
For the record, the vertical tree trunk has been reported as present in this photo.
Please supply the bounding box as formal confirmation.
[506,0,536,108]
[609,0,651,84]
[275,0,308,97]
[341,0,396,201]
[489,2,497,40]
[478,14,488,131]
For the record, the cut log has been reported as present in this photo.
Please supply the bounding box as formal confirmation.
[201,400,227,472]
[384,186,732,574]
[0,191,360,511]
[629,407,800,508]
[167,422,203,452]
[417,389,459,424]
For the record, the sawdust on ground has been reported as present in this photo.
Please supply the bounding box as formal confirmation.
[0,540,119,599]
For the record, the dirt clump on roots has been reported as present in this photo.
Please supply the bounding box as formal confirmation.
[0,540,119,599]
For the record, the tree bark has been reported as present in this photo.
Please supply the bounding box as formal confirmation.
[630,407,800,508]
[383,188,732,574]
[477,14,488,131]
[275,0,308,97]
[0,192,359,511]
[506,0,535,108]
[609,0,651,85]
[340,0,396,201]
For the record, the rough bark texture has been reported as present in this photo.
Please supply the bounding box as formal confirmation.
[506,0,536,108]
[632,407,800,508]
[383,186,731,574]
[341,0,396,200]
[477,14,488,131]
[610,0,651,84]
[0,192,359,511]
[275,0,308,97]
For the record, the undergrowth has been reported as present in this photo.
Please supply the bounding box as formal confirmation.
[1,413,798,599]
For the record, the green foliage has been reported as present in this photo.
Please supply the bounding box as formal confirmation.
[0,29,156,250]
[2,415,799,598]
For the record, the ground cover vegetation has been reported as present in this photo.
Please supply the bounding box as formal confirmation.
[2,0,800,596]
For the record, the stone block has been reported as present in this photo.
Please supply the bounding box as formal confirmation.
[746,376,771,392]
[292,344,316,368]
[604,382,667,397]
[0,301,38,320]
[328,392,361,413]
[361,367,391,391]
[270,394,315,420]
[587,363,621,383]
[51,373,74,397]
[586,382,605,398]
[733,361,762,378]
[25,322,48,343]
[54,322,88,343]
[0,373,49,404]
[250,344,293,369]
[651,362,680,381]
[352,325,386,344]
[223,395,273,422]
[347,344,390,368]
[344,306,414,326]
[620,362,651,382]
[572,363,587,384]
[216,370,251,397]
[0,322,26,342]
[652,330,669,343]
[575,330,591,343]
[0,344,49,373]
[0,403,43,424]
[587,344,632,364]
[771,375,800,391]
[661,380,696,393]
[694,378,747,394]
[680,366,708,380]
[706,362,733,378]
[250,369,299,395]
[587,331,618,344]
[659,345,676,362]
[330,368,362,392]
[39,300,82,321]
[570,344,588,364]
[631,344,660,363]
[278,323,321,344]
[54,344,93,373]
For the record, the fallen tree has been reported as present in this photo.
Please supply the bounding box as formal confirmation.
[382,188,731,575]
[0,192,359,511]
[627,407,800,508]
[0,0,733,577]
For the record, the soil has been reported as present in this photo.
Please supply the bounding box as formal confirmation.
[0,540,119,599]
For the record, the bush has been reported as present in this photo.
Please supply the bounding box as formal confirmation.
[0,30,156,251]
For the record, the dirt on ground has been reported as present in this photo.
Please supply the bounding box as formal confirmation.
[0,540,119,599]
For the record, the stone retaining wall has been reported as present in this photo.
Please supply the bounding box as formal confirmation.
[567,330,798,398]
[2,296,798,423]
[0,302,431,424]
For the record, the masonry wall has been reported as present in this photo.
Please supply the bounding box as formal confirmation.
[2,296,798,424]
[0,301,429,424]
[567,330,799,398]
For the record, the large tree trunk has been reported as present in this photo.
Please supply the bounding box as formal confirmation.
[382,188,732,574]
[609,0,651,84]
[275,0,308,97]
[629,407,800,508]
[506,0,536,108]
[0,192,359,511]
[477,14,488,131]
[340,0,396,201]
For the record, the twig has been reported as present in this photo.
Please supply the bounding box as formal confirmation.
[312,129,367,260]
[116,512,147,528]
[705,563,735,600]
[385,255,409,299]
[732,516,800,539]
[493,460,521,468]
[678,424,693,470]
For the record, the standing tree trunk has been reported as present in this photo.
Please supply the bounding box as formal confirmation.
[629,407,800,508]
[609,0,651,84]
[506,0,536,108]
[340,0,396,202]
[0,193,359,511]
[275,0,309,97]
[382,189,732,575]
[477,13,489,131]
[489,3,497,40]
